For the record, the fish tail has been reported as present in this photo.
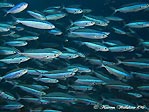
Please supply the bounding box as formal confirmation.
[101,96,106,103]
[4,13,8,17]
[116,59,122,65]
[100,58,106,68]
[10,15,20,24]
[110,7,117,15]
[15,93,21,102]
[2,9,8,16]
[15,49,21,55]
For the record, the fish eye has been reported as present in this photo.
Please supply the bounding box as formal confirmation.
[94,35,98,38]
[75,54,78,57]
[54,54,57,57]
[103,34,107,37]
[20,58,23,61]
[68,55,72,58]
[71,73,74,76]
[92,82,96,85]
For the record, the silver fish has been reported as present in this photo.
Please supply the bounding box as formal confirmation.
[0,54,30,64]
[19,48,61,59]
[5,41,28,47]
[2,69,28,80]
[125,21,149,28]
[15,36,39,41]
[114,3,149,13]
[64,7,83,14]
[72,20,95,27]
[46,13,66,20]
[27,10,46,20]
[0,2,14,8]
[82,42,109,52]
[109,46,135,52]
[16,18,55,29]
[5,2,28,16]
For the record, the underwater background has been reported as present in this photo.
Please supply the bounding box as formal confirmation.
[0,0,149,112]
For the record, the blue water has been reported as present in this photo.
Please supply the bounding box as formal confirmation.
[0,0,149,112]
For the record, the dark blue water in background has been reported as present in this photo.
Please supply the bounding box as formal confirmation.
[0,0,149,112]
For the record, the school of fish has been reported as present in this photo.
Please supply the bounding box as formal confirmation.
[0,0,148,112]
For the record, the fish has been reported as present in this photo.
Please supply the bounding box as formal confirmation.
[0,23,16,29]
[113,3,149,13]
[15,36,39,41]
[127,92,143,98]
[0,54,30,64]
[75,75,105,86]
[117,59,149,68]
[83,15,109,26]
[0,103,24,110]
[59,52,79,59]
[27,10,46,20]
[71,20,95,27]
[69,85,94,91]
[64,7,83,14]
[0,0,148,111]
[69,65,91,73]
[0,91,16,101]
[48,29,63,35]
[5,2,28,16]
[125,21,149,28]
[101,64,133,80]
[0,2,14,8]
[112,27,127,35]
[131,72,149,80]
[34,78,59,83]
[0,26,10,32]
[137,86,149,91]
[46,13,66,20]
[15,18,55,29]
[19,48,61,59]
[105,16,124,21]
[68,28,110,39]
[41,70,77,79]
[27,68,49,76]
[104,83,134,91]
[2,68,28,80]
[15,85,46,97]
[5,41,28,47]
[109,46,135,52]
[0,46,18,55]
[19,97,49,105]
[42,92,78,105]
[81,42,109,52]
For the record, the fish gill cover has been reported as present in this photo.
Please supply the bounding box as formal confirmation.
[0,0,148,112]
